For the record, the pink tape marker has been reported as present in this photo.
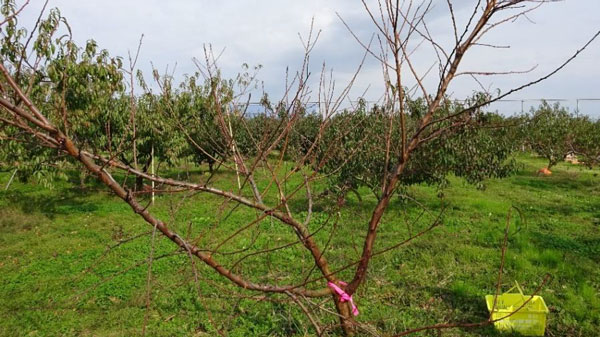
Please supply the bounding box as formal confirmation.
[327,281,359,316]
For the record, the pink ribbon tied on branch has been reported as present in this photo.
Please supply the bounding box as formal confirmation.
[327,281,359,316]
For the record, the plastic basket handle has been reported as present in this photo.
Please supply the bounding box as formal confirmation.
[502,281,528,304]
[513,280,527,303]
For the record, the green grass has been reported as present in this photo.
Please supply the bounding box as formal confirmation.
[1,155,599,336]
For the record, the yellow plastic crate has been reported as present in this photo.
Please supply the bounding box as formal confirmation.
[485,281,549,336]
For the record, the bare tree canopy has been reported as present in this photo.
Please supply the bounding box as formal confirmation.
[1,1,598,335]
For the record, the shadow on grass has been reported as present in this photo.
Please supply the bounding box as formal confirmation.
[426,286,527,337]
[529,232,600,263]
[511,171,600,216]
[511,172,596,192]
[1,169,175,220]
[0,185,99,220]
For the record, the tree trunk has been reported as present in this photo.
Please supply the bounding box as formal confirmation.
[135,174,145,192]
[333,296,354,336]
[136,158,152,191]
[79,171,87,190]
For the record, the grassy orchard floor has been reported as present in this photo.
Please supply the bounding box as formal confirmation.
[0,155,599,336]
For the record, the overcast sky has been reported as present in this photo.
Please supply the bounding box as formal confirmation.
[15,1,600,116]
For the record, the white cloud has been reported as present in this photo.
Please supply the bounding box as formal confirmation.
[15,0,600,116]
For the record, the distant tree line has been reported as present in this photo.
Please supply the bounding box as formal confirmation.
[1,40,598,191]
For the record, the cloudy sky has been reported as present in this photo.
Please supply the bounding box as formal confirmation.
[15,1,600,116]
